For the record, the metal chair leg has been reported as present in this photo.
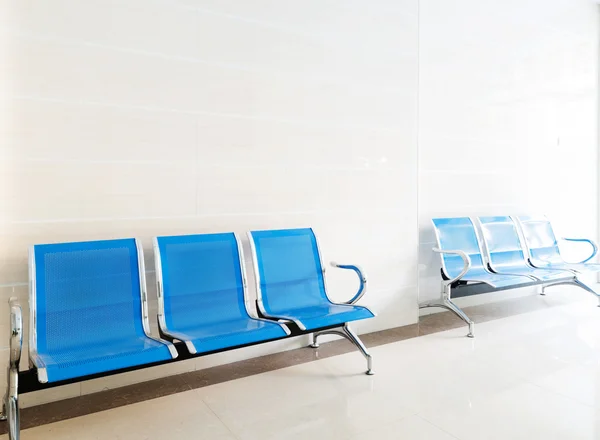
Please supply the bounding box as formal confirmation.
[420,298,475,338]
[2,298,22,440]
[538,278,600,307]
[443,299,475,338]
[341,324,373,375]
[309,325,374,375]
[308,333,319,348]
[6,370,19,440]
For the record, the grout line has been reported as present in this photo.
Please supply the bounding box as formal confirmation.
[200,395,243,440]
[414,414,462,440]
[11,95,403,134]
[5,28,407,96]
[7,207,405,225]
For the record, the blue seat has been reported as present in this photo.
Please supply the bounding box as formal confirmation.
[247,228,374,331]
[517,216,600,274]
[154,233,290,355]
[432,217,533,288]
[30,239,177,384]
[248,228,375,374]
[477,216,572,281]
[427,217,534,338]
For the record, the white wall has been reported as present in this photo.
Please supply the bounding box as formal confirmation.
[418,0,599,305]
[0,0,597,406]
[1,0,419,405]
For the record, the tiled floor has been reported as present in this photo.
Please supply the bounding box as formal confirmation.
[6,294,600,439]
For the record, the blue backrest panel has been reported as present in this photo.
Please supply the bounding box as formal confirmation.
[432,217,484,277]
[478,216,525,267]
[518,216,561,262]
[250,228,328,312]
[156,233,247,330]
[33,239,145,355]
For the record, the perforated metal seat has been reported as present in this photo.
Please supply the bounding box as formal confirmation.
[432,217,533,288]
[154,233,290,355]
[248,228,374,331]
[477,216,572,281]
[30,239,177,384]
[425,217,534,338]
[248,227,374,374]
[517,216,600,274]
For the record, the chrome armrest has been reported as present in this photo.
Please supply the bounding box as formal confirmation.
[8,297,22,370]
[561,237,598,264]
[433,248,471,284]
[329,262,367,305]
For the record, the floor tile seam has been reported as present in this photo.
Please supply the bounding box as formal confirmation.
[339,410,420,439]
[414,413,463,440]
[200,397,243,440]
[525,376,597,410]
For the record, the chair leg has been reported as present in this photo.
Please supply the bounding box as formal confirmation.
[309,325,374,375]
[308,333,319,349]
[1,368,19,440]
[573,278,600,307]
[443,299,475,338]
[420,296,475,338]
[539,278,600,307]
[2,298,22,440]
[537,285,546,295]
[341,324,373,375]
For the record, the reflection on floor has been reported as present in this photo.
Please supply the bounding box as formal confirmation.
[6,293,600,439]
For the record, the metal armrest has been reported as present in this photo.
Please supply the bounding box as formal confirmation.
[433,248,471,284]
[8,298,22,370]
[329,262,367,305]
[561,237,598,264]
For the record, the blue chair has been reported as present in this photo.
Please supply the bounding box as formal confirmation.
[28,239,177,385]
[248,228,375,374]
[517,216,600,274]
[153,233,290,355]
[516,215,600,303]
[425,217,533,337]
[477,216,572,282]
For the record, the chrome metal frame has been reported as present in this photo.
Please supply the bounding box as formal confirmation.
[420,248,475,337]
[513,216,600,305]
[135,239,178,359]
[234,233,291,335]
[246,231,307,330]
[0,297,23,440]
[420,219,481,338]
[309,323,373,375]
[513,215,599,269]
[561,237,598,264]
[27,246,47,383]
[152,237,197,355]
[312,229,371,307]
[329,262,367,305]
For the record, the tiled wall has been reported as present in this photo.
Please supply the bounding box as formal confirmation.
[1,0,419,405]
[418,0,599,304]
[0,0,597,406]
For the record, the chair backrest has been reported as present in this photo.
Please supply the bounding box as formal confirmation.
[516,216,562,263]
[248,228,328,313]
[154,233,248,331]
[478,216,526,268]
[432,217,485,278]
[30,239,148,356]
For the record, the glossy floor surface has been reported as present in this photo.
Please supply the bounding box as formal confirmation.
[6,295,600,439]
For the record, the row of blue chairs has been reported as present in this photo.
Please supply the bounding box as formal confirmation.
[2,228,375,440]
[423,215,600,337]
